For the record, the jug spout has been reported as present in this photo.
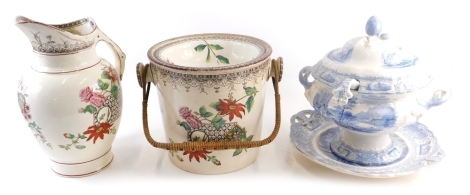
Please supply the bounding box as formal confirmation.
[15,16,97,54]
[15,16,126,78]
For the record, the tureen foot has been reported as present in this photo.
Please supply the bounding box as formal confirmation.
[330,128,403,166]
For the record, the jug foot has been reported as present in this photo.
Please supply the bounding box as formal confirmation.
[50,149,114,178]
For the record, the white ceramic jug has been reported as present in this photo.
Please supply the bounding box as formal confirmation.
[15,16,126,177]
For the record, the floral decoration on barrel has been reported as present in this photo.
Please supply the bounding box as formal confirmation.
[173,86,258,165]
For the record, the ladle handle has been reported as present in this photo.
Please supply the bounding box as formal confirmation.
[136,58,283,151]
[95,28,126,80]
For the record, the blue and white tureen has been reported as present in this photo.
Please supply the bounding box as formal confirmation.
[294,16,451,177]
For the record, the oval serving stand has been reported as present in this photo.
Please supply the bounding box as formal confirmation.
[291,16,451,178]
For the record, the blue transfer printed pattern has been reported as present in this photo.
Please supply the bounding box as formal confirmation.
[332,100,398,133]
[312,90,398,133]
[327,43,354,63]
[382,47,418,68]
[330,132,403,166]
[312,90,333,114]
[311,61,433,94]
[320,72,336,83]
[290,110,444,177]
[367,81,393,91]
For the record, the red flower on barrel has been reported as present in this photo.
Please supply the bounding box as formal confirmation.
[183,149,212,162]
[217,99,245,121]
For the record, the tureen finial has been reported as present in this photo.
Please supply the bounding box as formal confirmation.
[365,16,382,36]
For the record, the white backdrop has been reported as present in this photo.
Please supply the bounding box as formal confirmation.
[1,0,468,194]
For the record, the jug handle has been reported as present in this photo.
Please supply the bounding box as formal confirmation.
[136,58,283,151]
[95,28,126,80]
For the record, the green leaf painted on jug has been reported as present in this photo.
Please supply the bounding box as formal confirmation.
[83,105,97,114]
[101,71,111,79]
[98,79,109,90]
[111,84,119,99]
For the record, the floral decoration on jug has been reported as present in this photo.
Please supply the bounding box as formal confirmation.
[18,78,52,149]
[59,63,122,150]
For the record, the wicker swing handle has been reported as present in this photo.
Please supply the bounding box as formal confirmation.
[136,57,283,151]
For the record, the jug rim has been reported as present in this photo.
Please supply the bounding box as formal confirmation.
[147,33,273,72]
[15,15,98,36]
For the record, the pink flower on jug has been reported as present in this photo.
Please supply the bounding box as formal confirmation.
[90,92,105,107]
[20,104,32,121]
[179,106,202,129]
[79,86,93,103]
[22,111,32,120]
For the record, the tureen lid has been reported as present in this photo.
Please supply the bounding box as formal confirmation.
[311,16,432,94]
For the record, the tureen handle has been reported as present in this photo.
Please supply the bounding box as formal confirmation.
[299,66,314,89]
[412,88,452,118]
[423,88,451,108]
[329,79,360,107]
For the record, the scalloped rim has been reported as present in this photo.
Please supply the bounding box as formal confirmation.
[289,109,445,178]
